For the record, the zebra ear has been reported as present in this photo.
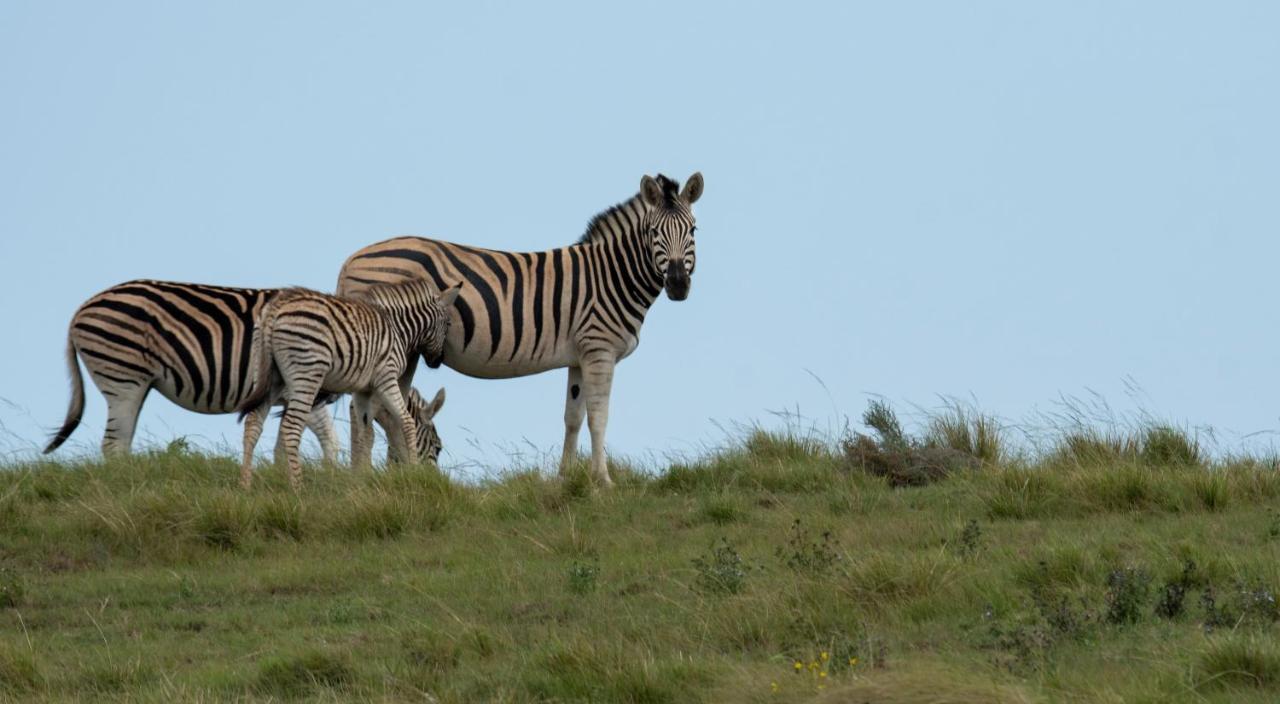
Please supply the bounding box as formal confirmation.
[681,172,704,204]
[438,282,463,309]
[425,387,445,418]
[640,175,664,207]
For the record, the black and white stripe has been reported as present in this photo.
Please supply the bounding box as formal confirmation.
[336,172,703,485]
[44,279,446,464]
[45,280,341,460]
[236,280,461,489]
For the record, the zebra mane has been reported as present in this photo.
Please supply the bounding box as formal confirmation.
[344,279,436,309]
[575,175,681,245]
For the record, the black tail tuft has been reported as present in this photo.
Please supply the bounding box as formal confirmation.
[43,421,77,454]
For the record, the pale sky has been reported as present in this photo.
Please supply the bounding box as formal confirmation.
[3,2,1279,473]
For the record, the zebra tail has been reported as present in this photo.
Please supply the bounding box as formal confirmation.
[236,314,277,423]
[43,335,85,453]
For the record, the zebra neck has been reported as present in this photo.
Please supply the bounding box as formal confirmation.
[382,308,429,353]
[570,202,665,331]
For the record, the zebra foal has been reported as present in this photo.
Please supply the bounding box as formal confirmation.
[236,279,461,489]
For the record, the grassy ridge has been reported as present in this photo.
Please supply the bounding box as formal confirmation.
[1,415,1280,702]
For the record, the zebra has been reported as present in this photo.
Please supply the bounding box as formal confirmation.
[236,279,462,489]
[336,172,703,486]
[43,279,445,463]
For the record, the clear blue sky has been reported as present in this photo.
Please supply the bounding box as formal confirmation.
[3,2,1278,472]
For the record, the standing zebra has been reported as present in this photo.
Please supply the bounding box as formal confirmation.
[43,280,445,462]
[337,172,703,486]
[236,279,461,489]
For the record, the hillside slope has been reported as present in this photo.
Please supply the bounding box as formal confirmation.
[2,426,1279,703]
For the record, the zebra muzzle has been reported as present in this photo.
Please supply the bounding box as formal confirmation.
[664,272,691,301]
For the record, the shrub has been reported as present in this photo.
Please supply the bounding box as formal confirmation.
[842,401,979,487]
[1155,560,1198,619]
[777,519,840,575]
[693,539,751,595]
[1104,566,1152,625]
[956,519,983,558]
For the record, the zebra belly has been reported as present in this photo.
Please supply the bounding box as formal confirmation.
[149,379,242,415]
[443,341,579,379]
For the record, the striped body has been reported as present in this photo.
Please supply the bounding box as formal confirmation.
[45,280,339,459]
[237,280,460,489]
[337,173,703,485]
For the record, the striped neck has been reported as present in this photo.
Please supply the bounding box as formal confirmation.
[574,195,665,305]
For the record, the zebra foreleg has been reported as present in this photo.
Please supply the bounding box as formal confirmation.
[373,377,417,466]
[580,353,617,487]
[240,402,270,489]
[381,408,410,464]
[559,366,585,475]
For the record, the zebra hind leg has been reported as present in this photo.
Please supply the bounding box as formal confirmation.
[279,377,324,491]
[350,395,374,471]
[101,383,151,457]
[307,402,341,465]
[559,366,585,475]
[278,401,313,491]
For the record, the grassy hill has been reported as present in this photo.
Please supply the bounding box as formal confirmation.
[2,406,1279,702]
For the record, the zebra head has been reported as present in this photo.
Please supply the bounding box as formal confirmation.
[420,281,464,369]
[640,172,703,301]
[413,387,447,462]
[377,386,446,463]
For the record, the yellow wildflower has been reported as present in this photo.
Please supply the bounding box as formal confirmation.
[819,671,828,679]
[820,651,829,661]
[771,681,779,693]
[793,661,802,672]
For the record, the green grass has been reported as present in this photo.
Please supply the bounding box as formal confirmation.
[1,427,1278,702]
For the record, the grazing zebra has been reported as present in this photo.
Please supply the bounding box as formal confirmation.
[236,279,462,489]
[337,172,704,486]
[381,386,447,465]
[43,280,444,462]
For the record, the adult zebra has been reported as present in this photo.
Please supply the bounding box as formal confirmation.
[44,280,445,461]
[337,172,703,486]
